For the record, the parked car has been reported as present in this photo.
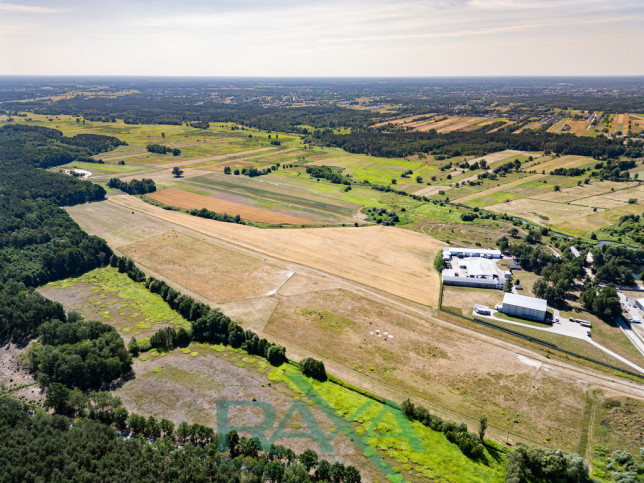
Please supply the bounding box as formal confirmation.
[587,330,591,337]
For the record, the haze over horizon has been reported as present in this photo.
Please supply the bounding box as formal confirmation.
[1,0,643,77]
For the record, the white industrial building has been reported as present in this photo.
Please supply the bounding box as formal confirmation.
[500,293,548,322]
[442,257,506,289]
[637,298,644,311]
[442,247,502,261]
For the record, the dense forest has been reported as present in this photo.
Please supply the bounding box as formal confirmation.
[306,129,642,160]
[26,316,132,390]
[0,396,361,482]
[0,126,115,289]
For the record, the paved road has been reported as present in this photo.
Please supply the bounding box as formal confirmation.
[479,310,644,374]
[617,293,644,357]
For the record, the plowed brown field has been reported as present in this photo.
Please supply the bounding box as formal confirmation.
[147,188,315,225]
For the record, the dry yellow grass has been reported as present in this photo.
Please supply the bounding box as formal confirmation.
[120,231,294,304]
[109,195,443,306]
[487,198,597,225]
[567,120,591,136]
[455,173,544,202]
[529,181,637,203]
[147,188,315,225]
[529,155,593,173]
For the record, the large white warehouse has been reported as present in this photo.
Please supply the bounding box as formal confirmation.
[442,257,505,289]
[500,293,548,322]
[443,247,502,261]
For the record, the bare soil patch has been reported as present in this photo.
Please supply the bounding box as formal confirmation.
[0,343,43,404]
[115,347,375,476]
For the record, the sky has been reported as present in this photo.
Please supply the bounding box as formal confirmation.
[1,0,643,76]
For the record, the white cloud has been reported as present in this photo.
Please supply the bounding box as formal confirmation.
[0,2,57,13]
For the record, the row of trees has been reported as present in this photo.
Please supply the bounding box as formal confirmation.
[108,254,289,366]
[401,399,486,459]
[187,207,245,224]
[107,177,157,195]
[146,143,181,156]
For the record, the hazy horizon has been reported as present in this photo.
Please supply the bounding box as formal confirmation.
[1,0,643,77]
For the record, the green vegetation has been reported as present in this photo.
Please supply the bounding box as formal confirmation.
[107,177,157,195]
[26,315,132,390]
[44,267,189,336]
[0,395,357,482]
[270,364,508,482]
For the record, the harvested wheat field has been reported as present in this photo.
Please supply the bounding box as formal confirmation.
[147,188,315,225]
[109,195,442,306]
[120,231,294,304]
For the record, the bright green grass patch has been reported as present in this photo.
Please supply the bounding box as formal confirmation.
[45,267,189,336]
[269,364,507,482]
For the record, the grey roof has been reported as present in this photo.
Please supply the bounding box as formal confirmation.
[443,247,501,256]
[570,246,580,258]
[502,293,548,312]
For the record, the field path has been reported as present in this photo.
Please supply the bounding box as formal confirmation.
[109,195,443,306]
[455,173,544,203]
[161,147,279,167]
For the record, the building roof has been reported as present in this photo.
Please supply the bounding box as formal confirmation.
[637,298,644,306]
[502,293,548,312]
[463,258,499,277]
[443,247,502,256]
[570,246,580,258]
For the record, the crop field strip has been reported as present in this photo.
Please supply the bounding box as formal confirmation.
[187,174,360,217]
[454,173,545,203]
[147,188,316,225]
[172,181,349,224]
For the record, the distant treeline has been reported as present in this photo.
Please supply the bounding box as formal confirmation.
[305,129,642,160]
[14,96,381,132]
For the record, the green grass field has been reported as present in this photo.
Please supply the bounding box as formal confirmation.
[39,267,189,339]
